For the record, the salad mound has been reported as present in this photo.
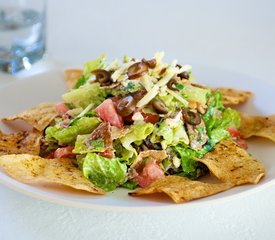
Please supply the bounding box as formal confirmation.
[41,52,242,192]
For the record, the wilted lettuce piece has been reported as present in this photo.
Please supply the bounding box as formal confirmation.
[45,117,100,145]
[73,134,105,154]
[179,85,211,106]
[120,123,154,157]
[63,82,107,108]
[82,153,127,191]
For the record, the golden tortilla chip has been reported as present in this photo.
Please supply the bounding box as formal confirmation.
[64,69,83,90]
[195,139,265,185]
[239,112,275,142]
[129,176,233,203]
[215,88,252,105]
[0,154,105,194]
[0,130,42,156]
[2,103,57,131]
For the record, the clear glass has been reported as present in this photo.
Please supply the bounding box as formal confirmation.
[0,0,46,74]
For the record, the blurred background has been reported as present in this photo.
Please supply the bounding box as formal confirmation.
[48,0,275,82]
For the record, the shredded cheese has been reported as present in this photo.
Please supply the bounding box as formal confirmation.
[136,85,159,108]
[166,89,189,107]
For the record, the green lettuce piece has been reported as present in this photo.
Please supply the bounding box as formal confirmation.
[151,122,189,149]
[159,94,186,112]
[63,82,107,108]
[120,123,154,157]
[73,55,106,89]
[45,117,100,145]
[73,134,105,154]
[179,84,211,106]
[83,54,106,79]
[203,91,241,146]
[82,153,127,191]
[151,122,173,149]
[113,139,133,163]
[121,180,138,190]
[173,144,207,179]
[73,75,87,89]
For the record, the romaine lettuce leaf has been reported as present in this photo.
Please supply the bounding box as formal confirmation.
[179,84,211,106]
[203,91,241,146]
[159,94,186,112]
[121,180,138,190]
[113,139,133,163]
[63,82,107,108]
[45,117,100,145]
[151,122,173,149]
[151,122,189,149]
[83,54,106,79]
[173,144,207,179]
[120,123,154,157]
[73,55,106,89]
[73,134,105,154]
[82,153,127,191]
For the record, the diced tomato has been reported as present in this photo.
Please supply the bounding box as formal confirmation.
[55,102,69,116]
[134,159,165,188]
[95,99,124,128]
[54,146,75,159]
[98,149,114,159]
[228,127,241,138]
[228,127,248,150]
[141,112,160,124]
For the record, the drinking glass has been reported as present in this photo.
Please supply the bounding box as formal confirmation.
[0,0,46,74]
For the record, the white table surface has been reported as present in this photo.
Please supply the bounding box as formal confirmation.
[1,0,275,239]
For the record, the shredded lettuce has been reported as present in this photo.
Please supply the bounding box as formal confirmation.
[83,54,106,79]
[121,180,138,190]
[73,134,105,154]
[82,153,127,191]
[73,55,106,89]
[159,94,186,112]
[63,82,107,108]
[179,84,211,106]
[45,117,100,145]
[151,122,189,149]
[113,139,133,163]
[173,144,207,179]
[120,123,154,158]
[203,91,241,147]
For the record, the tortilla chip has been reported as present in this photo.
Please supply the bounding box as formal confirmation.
[2,103,57,131]
[64,69,83,90]
[0,130,42,156]
[129,176,233,203]
[195,139,265,185]
[0,154,105,194]
[239,112,275,142]
[215,88,252,105]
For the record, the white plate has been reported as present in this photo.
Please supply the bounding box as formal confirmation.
[0,64,275,210]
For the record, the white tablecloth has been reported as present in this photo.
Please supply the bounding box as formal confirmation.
[1,0,275,239]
